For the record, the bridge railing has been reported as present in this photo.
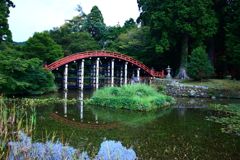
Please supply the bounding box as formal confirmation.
[45,50,164,78]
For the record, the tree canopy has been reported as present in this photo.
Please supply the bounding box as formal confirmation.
[0,0,15,42]
[224,0,240,71]
[23,31,64,64]
[83,5,107,47]
[137,0,218,79]
[0,43,56,95]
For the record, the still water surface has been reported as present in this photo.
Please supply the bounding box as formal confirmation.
[19,89,240,159]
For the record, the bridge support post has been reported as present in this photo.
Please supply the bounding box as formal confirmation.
[96,58,100,90]
[107,62,111,86]
[137,68,140,81]
[111,59,115,87]
[96,115,98,124]
[63,91,67,117]
[124,62,128,85]
[120,66,123,86]
[92,64,96,88]
[64,64,68,90]
[78,59,85,90]
[78,90,83,122]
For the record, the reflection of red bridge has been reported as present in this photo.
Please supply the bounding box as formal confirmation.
[44,50,164,78]
[50,112,121,130]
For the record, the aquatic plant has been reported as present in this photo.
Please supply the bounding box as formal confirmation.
[86,84,175,111]
[7,131,137,160]
[206,104,240,135]
[0,97,37,159]
[2,97,77,107]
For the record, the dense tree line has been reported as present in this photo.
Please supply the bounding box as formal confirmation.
[0,1,240,95]
[137,0,240,79]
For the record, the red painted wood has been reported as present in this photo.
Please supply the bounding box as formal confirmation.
[50,112,121,130]
[44,50,164,78]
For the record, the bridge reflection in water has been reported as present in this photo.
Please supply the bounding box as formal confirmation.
[50,90,122,130]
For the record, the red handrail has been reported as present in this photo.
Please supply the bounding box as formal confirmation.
[44,51,164,78]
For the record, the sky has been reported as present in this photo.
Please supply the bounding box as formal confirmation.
[8,0,140,42]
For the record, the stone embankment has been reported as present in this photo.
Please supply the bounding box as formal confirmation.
[152,79,240,99]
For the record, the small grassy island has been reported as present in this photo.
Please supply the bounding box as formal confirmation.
[85,84,175,111]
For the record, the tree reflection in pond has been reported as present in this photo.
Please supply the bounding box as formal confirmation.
[15,89,240,159]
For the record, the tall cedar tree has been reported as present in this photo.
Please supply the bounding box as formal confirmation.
[0,0,15,42]
[137,0,218,79]
[224,0,240,79]
[83,6,107,48]
[64,4,87,33]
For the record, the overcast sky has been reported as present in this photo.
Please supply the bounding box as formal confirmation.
[8,0,140,42]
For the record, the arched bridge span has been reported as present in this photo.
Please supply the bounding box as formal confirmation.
[44,50,164,78]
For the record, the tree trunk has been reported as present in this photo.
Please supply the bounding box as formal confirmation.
[175,33,190,79]
[208,38,215,67]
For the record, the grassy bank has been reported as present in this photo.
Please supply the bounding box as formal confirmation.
[153,78,240,98]
[177,79,240,90]
[85,84,175,111]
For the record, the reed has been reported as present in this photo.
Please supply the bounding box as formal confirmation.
[0,96,37,159]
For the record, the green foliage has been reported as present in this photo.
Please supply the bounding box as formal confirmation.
[49,28,101,56]
[138,0,218,52]
[137,0,218,77]
[85,84,174,111]
[23,31,64,63]
[0,0,15,42]
[206,104,240,135]
[0,45,57,95]
[224,0,240,67]
[83,5,107,46]
[187,47,214,80]
[122,18,136,30]
[156,85,166,94]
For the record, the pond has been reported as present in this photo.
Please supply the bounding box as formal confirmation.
[13,89,240,159]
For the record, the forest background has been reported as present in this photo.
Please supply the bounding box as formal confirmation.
[0,0,240,95]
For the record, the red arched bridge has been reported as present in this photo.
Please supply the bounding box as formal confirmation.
[44,50,164,78]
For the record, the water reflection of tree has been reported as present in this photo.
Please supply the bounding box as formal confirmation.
[87,105,173,127]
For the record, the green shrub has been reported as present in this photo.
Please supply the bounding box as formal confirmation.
[187,47,214,80]
[157,85,166,93]
[86,84,175,111]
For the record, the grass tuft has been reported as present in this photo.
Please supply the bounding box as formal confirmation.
[86,84,175,111]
